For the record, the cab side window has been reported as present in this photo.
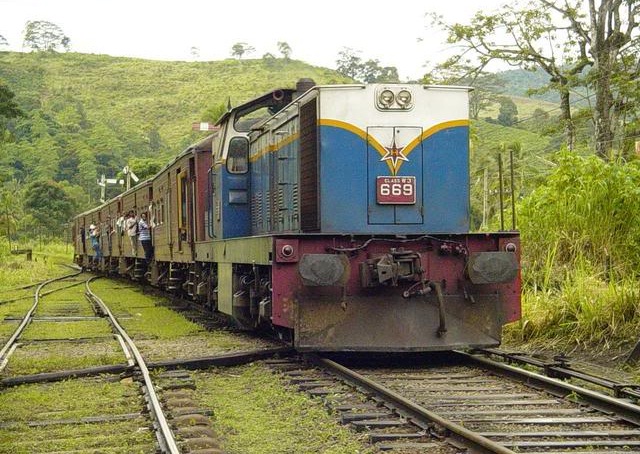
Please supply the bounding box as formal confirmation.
[226,137,248,174]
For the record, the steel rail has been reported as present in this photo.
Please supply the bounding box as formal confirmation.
[477,347,640,400]
[312,355,516,454]
[0,279,87,306]
[1,347,295,387]
[85,277,179,454]
[0,271,83,364]
[458,350,640,426]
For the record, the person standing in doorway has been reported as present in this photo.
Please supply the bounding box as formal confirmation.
[89,224,102,263]
[125,211,138,255]
[138,212,153,263]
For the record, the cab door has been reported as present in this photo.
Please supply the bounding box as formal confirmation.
[221,136,251,238]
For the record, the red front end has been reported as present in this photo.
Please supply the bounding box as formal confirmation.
[269,233,520,352]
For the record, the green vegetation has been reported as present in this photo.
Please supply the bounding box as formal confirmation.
[0,299,33,321]
[21,320,113,340]
[433,0,639,158]
[506,152,640,351]
[37,293,96,317]
[194,365,374,454]
[0,378,154,453]
[90,280,203,338]
[0,270,126,376]
[90,279,274,361]
[3,340,125,376]
[0,240,73,290]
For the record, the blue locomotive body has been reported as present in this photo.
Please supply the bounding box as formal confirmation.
[73,79,521,352]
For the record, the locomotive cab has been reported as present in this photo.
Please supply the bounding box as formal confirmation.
[210,89,295,240]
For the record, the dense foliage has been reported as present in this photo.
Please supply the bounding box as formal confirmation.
[511,151,640,347]
[433,0,640,157]
[521,151,640,283]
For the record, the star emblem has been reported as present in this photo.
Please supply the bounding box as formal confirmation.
[380,139,408,173]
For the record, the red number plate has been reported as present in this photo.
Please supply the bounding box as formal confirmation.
[376,176,416,204]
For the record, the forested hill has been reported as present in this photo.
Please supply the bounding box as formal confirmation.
[0,51,350,205]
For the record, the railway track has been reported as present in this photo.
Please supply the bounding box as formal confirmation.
[0,273,295,454]
[1,273,225,453]
[0,271,84,370]
[0,272,157,452]
[267,352,640,453]
[84,277,181,453]
[5,273,640,453]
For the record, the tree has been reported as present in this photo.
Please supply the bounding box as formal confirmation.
[23,180,73,234]
[564,0,639,157]
[0,34,7,47]
[277,41,292,59]
[23,20,71,52]
[432,0,639,158]
[336,48,363,80]
[0,180,24,249]
[336,48,400,83]
[0,81,23,135]
[190,46,200,59]
[427,64,505,119]
[145,126,164,153]
[361,60,400,83]
[230,42,254,59]
[201,103,228,124]
[126,157,165,181]
[497,97,519,126]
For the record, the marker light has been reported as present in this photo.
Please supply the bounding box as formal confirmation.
[396,90,413,108]
[281,244,294,257]
[379,89,395,108]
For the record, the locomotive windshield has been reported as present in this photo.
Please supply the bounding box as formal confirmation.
[226,137,248,173]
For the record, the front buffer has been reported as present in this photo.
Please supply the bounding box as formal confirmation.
[271,234,520,352]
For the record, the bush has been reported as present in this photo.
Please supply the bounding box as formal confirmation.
[519,150,640,287]
[511,151,640,348]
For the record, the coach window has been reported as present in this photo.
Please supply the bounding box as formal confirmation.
[226,137,248,174]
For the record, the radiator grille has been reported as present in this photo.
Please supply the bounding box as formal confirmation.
[299,100,319,231]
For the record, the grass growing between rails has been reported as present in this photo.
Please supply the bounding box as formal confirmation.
[3,340,126,376]
[21,320,113,340]
[0,279,128,376]
[505,151,640,354]
[89,278,276,361]
[89,279,203,339]
[0,377,155,453]
[194,364,375,454]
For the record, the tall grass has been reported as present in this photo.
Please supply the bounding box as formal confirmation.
[508,151,640,349]
[0,238,73,290]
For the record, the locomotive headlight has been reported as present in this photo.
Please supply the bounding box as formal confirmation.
[378,89,395,108]
[396,90,413,108]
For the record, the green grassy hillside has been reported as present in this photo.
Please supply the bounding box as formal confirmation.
[0,52,350,208]
[0,52,349,150]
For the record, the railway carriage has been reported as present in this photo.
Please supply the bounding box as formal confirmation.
[148,136,212,290]
[97,197,118,266]
[73,79,521,352]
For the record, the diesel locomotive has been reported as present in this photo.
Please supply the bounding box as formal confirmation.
[73,79,521,352]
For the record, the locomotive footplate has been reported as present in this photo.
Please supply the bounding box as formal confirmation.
[294,292,503,352]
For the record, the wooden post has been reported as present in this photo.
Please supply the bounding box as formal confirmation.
[482,168,488,230]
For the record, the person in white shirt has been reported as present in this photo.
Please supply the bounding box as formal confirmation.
[124,211,138,255]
